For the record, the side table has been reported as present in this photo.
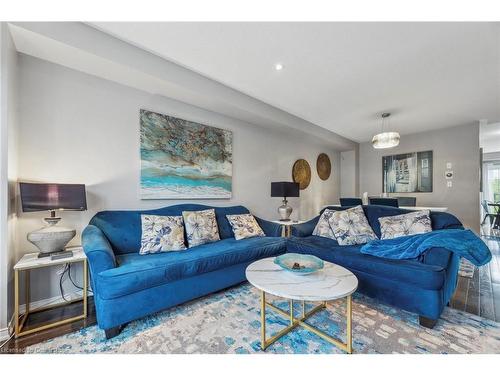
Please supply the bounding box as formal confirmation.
[271,220,306,237]
[13,247,88,338]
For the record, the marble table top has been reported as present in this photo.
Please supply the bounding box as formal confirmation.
[246,256,358,301]
[14,246,86,271]
[270,220,307,226]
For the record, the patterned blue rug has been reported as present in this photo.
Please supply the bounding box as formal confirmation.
[26,283,500,354]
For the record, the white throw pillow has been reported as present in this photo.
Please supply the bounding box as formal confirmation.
[328,205,378,245]
[226,214,265,240]
[312,209,336,239]
[379,210,432,240]
[182,209,220,247]
[139,215,186,255]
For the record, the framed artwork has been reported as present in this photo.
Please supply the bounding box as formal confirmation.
[140,109,232,199]
[382,150,433,193]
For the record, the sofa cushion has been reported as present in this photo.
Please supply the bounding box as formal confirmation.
[329,205,377,245]
[96,236,287,300]
[379,210,432,240]
[139,215,186,254]
[286,236,446,290]
[226,214,265,240]
[182,209,220,247]
[312,209,336,239]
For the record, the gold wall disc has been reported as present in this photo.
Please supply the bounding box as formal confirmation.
[292,159,312,190]
[316,153,331,181]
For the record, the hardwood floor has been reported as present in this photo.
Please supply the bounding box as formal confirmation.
[450,234,500,322]
[2,233,499,353]
[0,298,96,354]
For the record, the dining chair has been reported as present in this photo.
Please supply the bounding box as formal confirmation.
[482,200,497,226]
[396,197,417,207]
[340,198,363,207]
[368,197,399,207]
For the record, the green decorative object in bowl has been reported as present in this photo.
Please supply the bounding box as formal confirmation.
[274,253,324,275]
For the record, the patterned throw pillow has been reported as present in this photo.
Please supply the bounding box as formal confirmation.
[139,215,186,255]
[226,214,265,240]
[328,205,378,245]
[312,209,336,239]
[379,210,432,240]
[182,209,221,247]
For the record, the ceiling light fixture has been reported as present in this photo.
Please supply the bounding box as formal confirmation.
[372,113,400,149]
[274,63,284,71]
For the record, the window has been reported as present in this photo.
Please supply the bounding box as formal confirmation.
[484,162,500,202]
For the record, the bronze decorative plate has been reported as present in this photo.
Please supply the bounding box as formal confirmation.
[292,159,311,190]
[316,153,331,181]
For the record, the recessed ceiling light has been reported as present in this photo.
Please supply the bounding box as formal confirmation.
[274,63,284,71]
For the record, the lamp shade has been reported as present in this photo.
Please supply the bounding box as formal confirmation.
[20,182,87,212]
[271,182,299,198]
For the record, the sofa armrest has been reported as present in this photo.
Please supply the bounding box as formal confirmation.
[290,216,320,237]
[254,216,283,237]
[420,246,453,269]
[82,225,117,277]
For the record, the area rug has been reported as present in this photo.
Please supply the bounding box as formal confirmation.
[25,283,500,354]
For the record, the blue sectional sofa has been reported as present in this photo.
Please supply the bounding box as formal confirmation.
[288,205,464,328]
[82,204,286,338]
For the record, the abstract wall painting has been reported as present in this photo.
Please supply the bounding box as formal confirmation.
[140,109,232,199]
[382,150,433,193]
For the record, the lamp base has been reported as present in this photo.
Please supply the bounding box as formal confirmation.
[27,225,76,254]
[278,199,293,221]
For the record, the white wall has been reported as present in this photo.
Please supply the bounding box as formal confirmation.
[480,122,500,153]
[359,123,480,232]
[16,54,343,303]
[340,149,358,197]
[0,23,19,338]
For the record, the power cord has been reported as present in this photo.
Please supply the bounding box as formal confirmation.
[59,264,71,302]
[59,263,93,302]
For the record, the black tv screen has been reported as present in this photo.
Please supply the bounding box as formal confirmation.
[19,182,87,212]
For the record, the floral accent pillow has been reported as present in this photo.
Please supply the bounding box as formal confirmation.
[379,210,432,240]
[226,214,265,240]
[182,209,220,247]
[328,205,377,245]
[312,209,336,239]
[139,215,186,255]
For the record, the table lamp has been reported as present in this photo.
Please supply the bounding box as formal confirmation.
[19,182,87,258]
[271,181,300,221]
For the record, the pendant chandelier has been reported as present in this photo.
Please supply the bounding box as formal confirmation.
[372,112,400,149]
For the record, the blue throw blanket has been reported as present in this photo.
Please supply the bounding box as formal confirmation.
[360,229,492,266]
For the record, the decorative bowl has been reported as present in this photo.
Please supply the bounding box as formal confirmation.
[274,253,324,275]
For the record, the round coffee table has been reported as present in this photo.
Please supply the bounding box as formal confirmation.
[246,256,358,353]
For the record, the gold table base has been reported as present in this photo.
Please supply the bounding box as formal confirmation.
[14,258,88,338]
[260,290,352,353]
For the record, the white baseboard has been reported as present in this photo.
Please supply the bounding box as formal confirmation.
[18,290,93,314]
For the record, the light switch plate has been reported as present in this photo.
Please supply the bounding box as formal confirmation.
[447,181,453,188]
[446,162,452,169]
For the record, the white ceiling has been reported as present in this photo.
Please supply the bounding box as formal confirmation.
[481,122,500,153]
[90,22,500,143]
